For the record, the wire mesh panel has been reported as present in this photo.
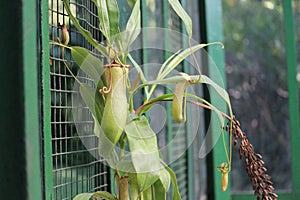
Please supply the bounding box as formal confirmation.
[48,0,110,199]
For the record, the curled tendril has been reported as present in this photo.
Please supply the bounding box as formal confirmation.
[99,63,131,94]
[100,66,113,94]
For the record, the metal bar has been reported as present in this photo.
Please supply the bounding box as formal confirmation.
[283,0,300,194]
[41,0,54,199]
[204,0,230,200]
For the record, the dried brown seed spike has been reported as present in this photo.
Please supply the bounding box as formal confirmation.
[268,185,274,191]
[257,196,260,200]
[270,193,278,198]
[256,153,263,159]
[234,139,238,146]
[225,125,229,131]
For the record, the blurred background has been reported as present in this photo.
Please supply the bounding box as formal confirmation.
[223,0,300,193]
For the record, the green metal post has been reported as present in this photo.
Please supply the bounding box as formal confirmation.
[23,0,43,199]
[204,0,231,200]
[283,0,300,195]
[40,0,54,199]
[0,1,43,199]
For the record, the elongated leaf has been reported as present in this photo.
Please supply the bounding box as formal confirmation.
[128,54,147,83]
[159,42,223,79]
[200,75,229,102]
[127,0,137,8]
[71,46,104,84]
[93,0,120,40]
[159,168,171,192]
[136,93,173,116]
[79,83,104,123]
[144,74,229,103]
[153,179,167,200]
[142,186,152,200]
[106,0,120,37]
[128,173,140,200]
[123,0,141,50]
[125,116,161,191]
[79,83,104,139]
[156,49,182,79]
[73,193,93,200]
[92,115,101,137]
[63,0,108,57]
[168,0,192,37]
[162,162,181,200]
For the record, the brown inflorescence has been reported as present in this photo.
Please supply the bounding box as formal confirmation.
[226,117,278,200]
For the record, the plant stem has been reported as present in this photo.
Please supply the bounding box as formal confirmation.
[119,176,129,200]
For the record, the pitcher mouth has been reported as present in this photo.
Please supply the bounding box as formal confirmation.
[104,63,131,69]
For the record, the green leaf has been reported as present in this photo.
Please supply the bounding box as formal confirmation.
[142,186,152,200]
[159,42,223,79]
[159,167,171,192]
[136,94,173,116]
[162,162,182,200]
[93,115,101,137]
[117,160,136,177]
[79,83,104,123]
[123,0,141,50]
[200,75,229,102]
[63,0,108,57]
[127,0,137,8]
[156,49,182,79]
[70,46,104,84]
[153,180,167,200]
[106,0,120,37]
[129,174,140,200]
[93,191,118,200]
[128,54,147,83]
[168,0,192,37]
[125,116,161,191]
[144,74,229,104]
[92,0,120,40]
[73,193,93,200]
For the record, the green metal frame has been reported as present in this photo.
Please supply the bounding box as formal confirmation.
[24,0,43,199]
[283,0,300,196]
[204,1,230,200]
[41,0,53,199]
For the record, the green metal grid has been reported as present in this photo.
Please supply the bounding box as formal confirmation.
[47,0,110,199]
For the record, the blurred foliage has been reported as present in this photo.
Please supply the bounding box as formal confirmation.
[222,0,298,192]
